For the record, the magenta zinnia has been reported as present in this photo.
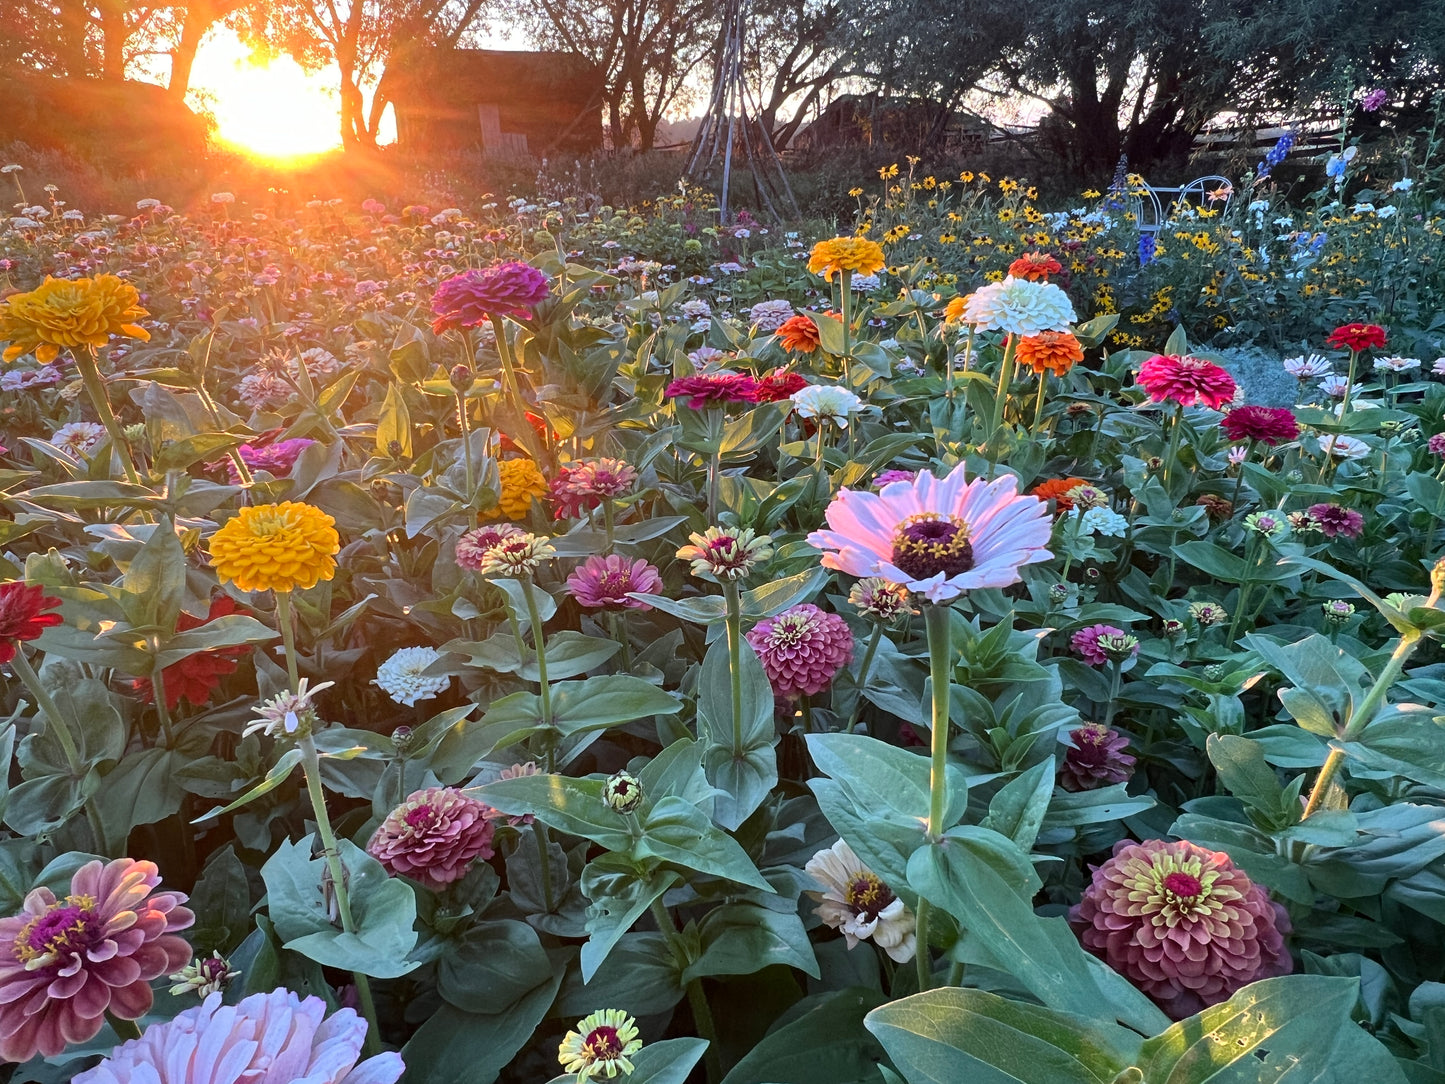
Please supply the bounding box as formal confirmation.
[1137,354,1237,410]
[807,464,1053,603]
[430,261,551,330]
[1069,838,1292,1018]
[566,554,663,610]
[746,603,854,699]
[71,989,404,1084]
[366,786,496,890]
[225,437,316,483]
[1059,724,1136,791]
[1307,502,1365,539]
[550,458,638,519]
[0,858,194,1062]
[1220,406,1299,446]
[665,373,761,409]
[1071,624,1125,666]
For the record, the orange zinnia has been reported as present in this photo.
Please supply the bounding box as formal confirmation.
[1030,477,1089,512]
[1008,252,1063,282]
[1016,330,1084,376]
[943,297,968,324]
[776,313,821,353]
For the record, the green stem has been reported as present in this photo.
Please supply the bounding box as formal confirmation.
[707,446,721,524]
[532,821,555,913]
[149,659,178,748]
[844,624,885,733]
[840,268,853,368]
[275,590,301,692]
[1224,536,1262,647]
[520,578,552,738]
[725,582,744,751]
[923,603,953,838]
[1102,660,1123,728]
[488,313,533,436]
[649,896,722,1084]
[1229,440,1256,510]
[106,1012,142,1041]
[1323,349,1360,482]
[456,389,477,530]
[986,333,1017,440]
[1161,402,1185,492]
[1033,371,1048,433]
[602,499,616,555]
[74,346,142,485]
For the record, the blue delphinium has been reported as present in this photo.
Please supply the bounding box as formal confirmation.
[1138,233,1157,265]
[1257,130,1296,180]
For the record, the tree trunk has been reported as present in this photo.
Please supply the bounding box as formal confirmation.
[169,8,210,99]
[97,0,126,79]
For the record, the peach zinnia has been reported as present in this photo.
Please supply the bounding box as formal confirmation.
[1016,330,1084,376]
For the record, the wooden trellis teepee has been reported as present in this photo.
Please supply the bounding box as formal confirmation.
[684,0,799,223]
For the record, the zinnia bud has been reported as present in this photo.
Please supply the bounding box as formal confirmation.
[603,770,643,814]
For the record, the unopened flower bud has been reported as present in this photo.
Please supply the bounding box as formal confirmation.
[1048,583,1069,604]
[387,439,406,459]
[1162,618,1185,638]
[1322,600,1355,626]
[1203,663,1225,682]
[1085,567,1101,580]
[391,725,415,752]
[123,423,147,444]
[1145,456,1163,472]
[450,364,475,392]
[169,951,239,998]
[1098,632,1139,663]
[1286,469,1304,484]
[603,770,643,814]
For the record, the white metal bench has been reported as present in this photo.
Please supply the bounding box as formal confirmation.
[1133,175,1235,236]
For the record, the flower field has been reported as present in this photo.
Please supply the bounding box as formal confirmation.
[1,158,1444,1084]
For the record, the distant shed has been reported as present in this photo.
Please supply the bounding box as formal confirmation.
[386,49,604,159]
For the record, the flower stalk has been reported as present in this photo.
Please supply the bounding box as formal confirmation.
[74,346,142,486]
[725,581,744,751]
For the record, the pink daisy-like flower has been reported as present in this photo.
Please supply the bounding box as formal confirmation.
[455,523,527,571]
[72,989,403,1084]
[1069,838,1292,1019]
[1059,723,1136,791]
[225,437,316,483]
[0,859,194,1062]
[366,787,496,891]
[1429,433,1445,457]
[1137,355,1237,410]
[872,469,917,488]
[1071,623,1125,666]
[806,464,1053,603]
[430,261,551,330]
[665,373,761,409]
[550,458,638,520]
[1220,406,1298,446]
[746,603,854,699]
[1306,502,1364,539]
[566,554,663,610]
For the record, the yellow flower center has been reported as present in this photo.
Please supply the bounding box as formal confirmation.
[15,895,97,969]
[844,873,894,920]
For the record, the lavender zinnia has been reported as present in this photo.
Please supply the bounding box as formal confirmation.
[1059,723,1136,791]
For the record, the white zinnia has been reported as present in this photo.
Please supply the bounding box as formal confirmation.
[51,421,108,457]
[961,276,1076,336]
[1282,354,1332,378]
[1323,434,1371,460]
[374,646,450,707]
[791,384,865,427]
[1374,356,1420,373]
[804,839,915,963]
[748,299,794,331]
[1070,507,1129,537]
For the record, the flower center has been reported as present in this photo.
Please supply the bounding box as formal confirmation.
[404,804,435,829]
[16,895,97,968]
[598,571,630,595]
[247,508,295,536]
[1162,871,1202,899]
[890,514,974,582]
[844,873,895,920]
[584,1026,624,1060]
[768,615,811,647]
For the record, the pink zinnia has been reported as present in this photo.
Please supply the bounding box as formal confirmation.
[1069,838,1292,1019]
[1071,623,1125,666]
[366,787,496,891]
[430,261,551,330]
[665,373,761,409]
[566,554,663,610]
[807,463,1053,604]
[455,523,527,571]
[0,858,194,1062]
[1059,724,1136,791]
[746,603,854,699]
[1307,502,1364,539]
[872,469,917,488]
[1361,88,1388,112]
[550,458,638,519]
[72,989,403,1084]
[1136,354,1237,410]
[1220,406,1298,446]
[1429,433,1445,457]
[225,437,316,483]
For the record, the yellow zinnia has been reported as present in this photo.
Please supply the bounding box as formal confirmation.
[208,501,340,593]
[483,458,549,521]
[0,275,150,364]
[807,236,886,282]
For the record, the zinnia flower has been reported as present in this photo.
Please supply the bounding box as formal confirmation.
[476,531,555,578]
[566,554,662,610]
[225,437,316,482]
[132,596,250,711]
[1220,406,1298,445]
[367,786,495,889]
[807,464,1053,603]
[71,989,403,1084]
[873,469,916,488]
[1428,433,1445,457]
[430,262,551,330]
[1307,502,1364,539]
[455,523,527,571]
[746,603,854,699]
[374,646,450,707]
[558,1008,644,1084]
[0,275,149,364]
[748,299,794,331]
[0,858,194,1062]
[776,314,821,353]
[0,580,63,665]
[1071,623,1126,665]
[960,276,1076,336]
[243,678,334,741]
[791,384,864,427]
[550,458,638,519]
[1136,354,1237,410]
[1059,724,1136,791]
[1069,838,1292,1018]
[208,501,339,594]
[484,458,549,521]
[804,839,915,962]
[942,297,967,324]
[1030,477,1089,512]
[1016,330,1084,376]
[1325,323,1387,352]
[665,373,760,409]
[1008,252,1063,281]
[51,421,108,458]
[807,236,886,282]
[1196,494,1233,523]
[1282,354,1332,379]
[848,577,913,622]
[755,370,810,401]
[677,526,773,581]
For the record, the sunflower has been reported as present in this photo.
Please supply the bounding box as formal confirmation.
[807,237,886,282]
[208,501,340,593]
[0,275,149,364]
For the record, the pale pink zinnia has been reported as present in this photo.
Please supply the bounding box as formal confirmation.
[1069,838,1292,1018]
[72,989,404,1084]
[807,463,1053,603]
[455,523,527,571]
[566,554,663,610]
[550,458,638,519]
[366,787,496,890]
[1136,354,1237,410]
[0,859,194,1062]
[746,603,854,699]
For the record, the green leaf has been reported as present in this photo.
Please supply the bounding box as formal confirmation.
[635,796,772,890]
[193,748,302,821]
[1346,710,1445,790]
[722,400,792,456]
[186,844,253,953]
[117,518,185,634]
[865,987,1141,1084]
[980,760,1054,852]
[376,381,414,458]
[719,987,888,1084]
[475,774,633,851]
[1206,735,1287,821]
[438,919,550,1014]
[479,675,682,743]
[401,967,563,1084]
[683,902,819,983]
[740,567,832,619]
[697,635,777,830]
[579,859,682,982]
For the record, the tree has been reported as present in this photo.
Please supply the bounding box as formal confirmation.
[746,0,851,147]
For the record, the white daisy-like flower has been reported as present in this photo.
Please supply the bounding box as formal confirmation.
[1393,179,1414,192]
[1433,358,1445,376]
[51,421,108,457]
[851,273,882,292]
[679,299,711,320]
[1070,506,1129,537]
[1282,354,1332,378]
[961,275,1076,336]
[1318,374,1366,399]
[210,191,235,204]
[748,299,794,331]
[244,679,336,740]
[136,198,161,210]
[804,839,916,962]
[1374,356,1420,373]
[791,384,865,427]
[374,647,450,707]
[1322,434,1371,459]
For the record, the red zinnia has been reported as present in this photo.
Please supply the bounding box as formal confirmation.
[1008,251,1063,282]
[0,581,63,665]
[1325,323,1387,352]
[1220,406,1299,446]
[1136,354,1237,410]
[665,373,760,409]
[776,314,821,354]
[132,596,252,711]
[755,371,809,402]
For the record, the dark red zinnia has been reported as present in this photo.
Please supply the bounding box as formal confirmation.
[755,371,810,402]
[1220,406,1299,446]
[1324,323,1387,352]
[0,582,63,665]
[665,373,761,409]
[1307,502,1365,539]
[1059,723,1136,791]
[133,596,252,711]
